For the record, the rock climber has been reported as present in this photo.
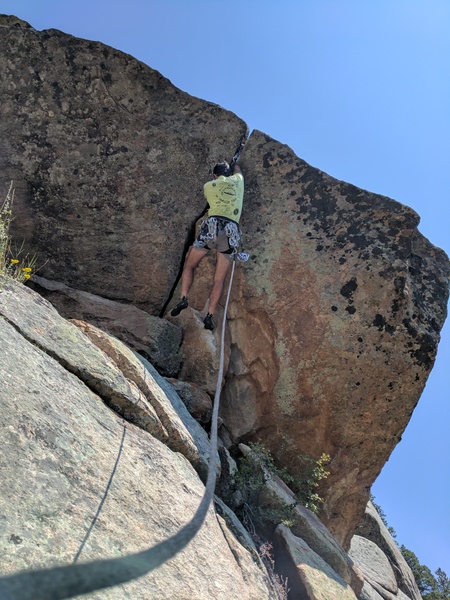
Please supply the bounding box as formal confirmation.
[171,160,245,330]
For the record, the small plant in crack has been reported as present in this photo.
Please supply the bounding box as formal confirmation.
[1,183,41,289]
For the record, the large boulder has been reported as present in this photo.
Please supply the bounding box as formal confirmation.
[349,536,398,600]
[219,130,450,546]
[0,17,247,314]
[353,502,421,600]
[1,16,449,552]
[275,524,358,600]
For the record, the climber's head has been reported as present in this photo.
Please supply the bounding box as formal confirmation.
[213,161,232,178]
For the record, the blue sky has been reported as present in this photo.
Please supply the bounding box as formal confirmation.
[4,0,449,575]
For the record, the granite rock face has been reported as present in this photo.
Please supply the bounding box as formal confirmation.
[0,17,247,314]
[167,302,232,397]
[165,378,213,424]
[349,536,398,600]
[0,280,214,479]
[0,280,276,599]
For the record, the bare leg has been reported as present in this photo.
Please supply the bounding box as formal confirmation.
[208,252,232,315]
[180,247,207,298]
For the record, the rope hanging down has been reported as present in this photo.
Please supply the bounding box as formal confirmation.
[0,261,237,600]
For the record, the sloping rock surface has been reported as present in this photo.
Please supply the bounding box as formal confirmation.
[359,581,386,600]
[276,524,358,600]
[29,275,183,376]
[0,281,212,478]
[349,535,398,600]
[70,318,216,480]
[0,280,275,599]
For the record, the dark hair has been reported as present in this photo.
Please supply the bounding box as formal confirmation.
[213,161,232,177]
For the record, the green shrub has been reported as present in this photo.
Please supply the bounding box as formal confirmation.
[235,442,330,529]
[294,452,331,513]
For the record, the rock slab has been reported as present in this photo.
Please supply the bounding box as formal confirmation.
[0,279,275,599]
[354,501,421,600]
[349,535,398,600]
[276,524,358,600]
[29,274,183,376]
[0,280,211,477]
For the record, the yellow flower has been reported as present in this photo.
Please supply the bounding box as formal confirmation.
[22,267,32,273]
[24,274,31,279]
[10,259,19,264]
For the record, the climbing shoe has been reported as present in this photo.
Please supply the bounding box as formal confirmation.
[203,313,214,330]
[171,296,188,316]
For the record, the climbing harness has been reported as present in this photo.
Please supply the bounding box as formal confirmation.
[195,216,249,262]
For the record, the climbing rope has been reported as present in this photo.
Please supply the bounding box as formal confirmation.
[0,261,237,600]
[230,137,246,168]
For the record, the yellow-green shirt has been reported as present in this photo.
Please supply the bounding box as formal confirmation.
[203,172,244,223]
